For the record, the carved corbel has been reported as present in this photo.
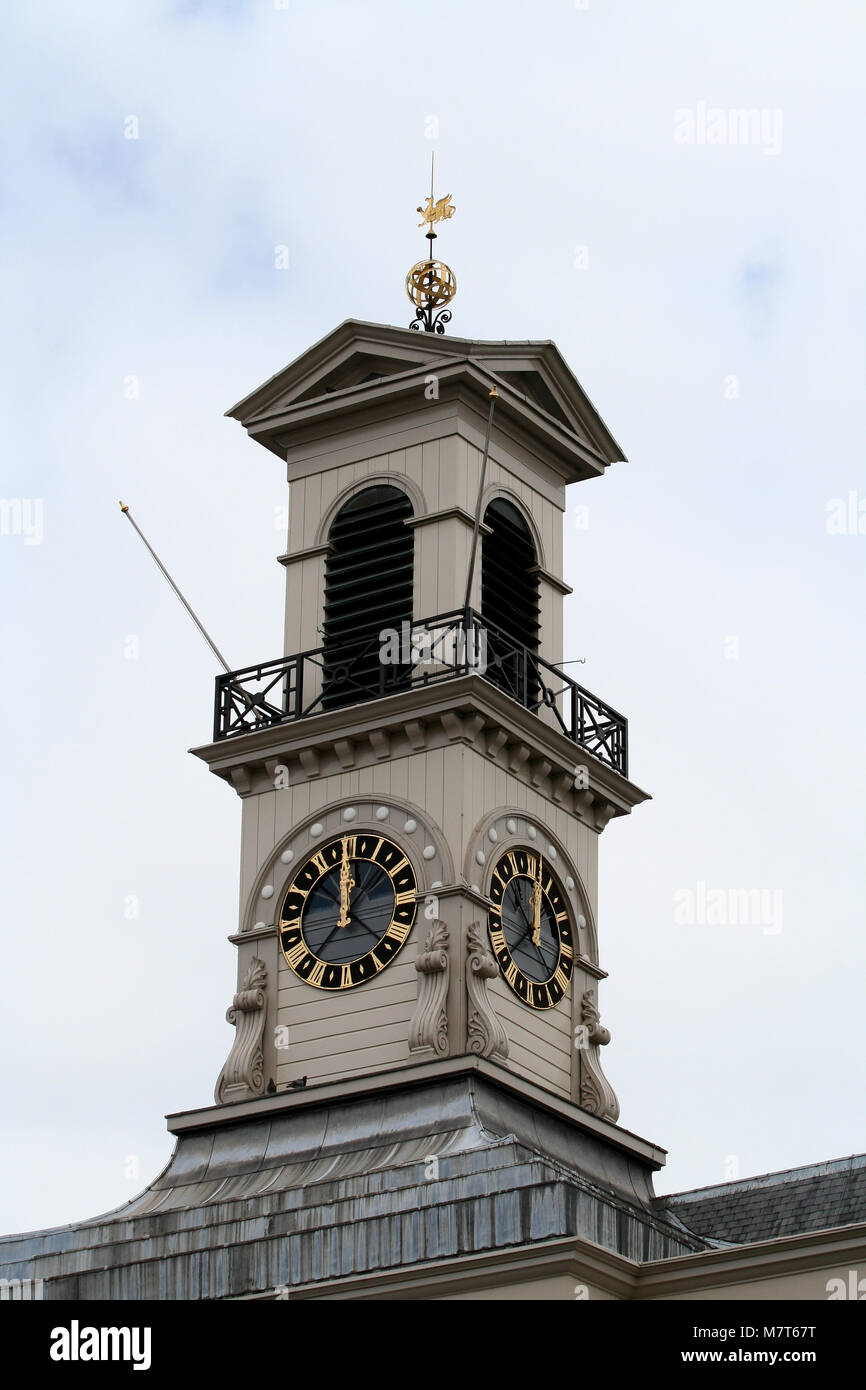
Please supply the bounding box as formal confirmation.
[551,771,573,802]
[487,729,508,759]
[576,988,619,1122]
[298,747,319,778]
[369,728,390,759]
[230,767,252,795]
[440,710,463,741]
[594,801,616,831]
[466,922,508,1060]
[214,957,268,1104]
[333,739,356,770]
[408,921,449,1057]
[463,713,485,742]
[509,744,531,774]
[530,758,551,788]
[403,719,427,751]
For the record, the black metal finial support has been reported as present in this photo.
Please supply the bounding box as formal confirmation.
[410,301,453,334]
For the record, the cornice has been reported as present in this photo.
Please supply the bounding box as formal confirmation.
[225,320,626,478]
[243,358,611,484]
[190,674,649,828]
[166,1054,668,1169]
[532,562,573,596]
[257,1234,640,1301]
[633,1222,866,1298]
[404,505,491,535]
[276,541,331,567]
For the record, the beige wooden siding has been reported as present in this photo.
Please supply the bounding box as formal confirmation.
[490,972,574,1097]
[276,946,418,1086]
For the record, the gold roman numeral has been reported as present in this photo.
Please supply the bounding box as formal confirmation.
[284,941,307,969]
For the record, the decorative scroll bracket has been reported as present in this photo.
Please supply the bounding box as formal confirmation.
[214,957,268,1105]
[576,988,620,1122]
[408,920,450,1056]
[466,922,509,1060]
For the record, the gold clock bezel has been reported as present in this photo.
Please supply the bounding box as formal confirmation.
[487,847,574,1010]
[278,832,417,991]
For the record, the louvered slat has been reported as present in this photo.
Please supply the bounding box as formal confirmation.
[482,499,539,704]
[322,486,413,710]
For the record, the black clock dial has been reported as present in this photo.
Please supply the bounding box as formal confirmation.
[278,833,417,990]
[487,848,574,1010]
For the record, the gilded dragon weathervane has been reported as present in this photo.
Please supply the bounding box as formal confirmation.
[406,155,457,333]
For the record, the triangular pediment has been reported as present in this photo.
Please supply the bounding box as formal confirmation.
[226,320,626,477]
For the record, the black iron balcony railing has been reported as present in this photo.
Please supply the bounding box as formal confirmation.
[213,607,628,776]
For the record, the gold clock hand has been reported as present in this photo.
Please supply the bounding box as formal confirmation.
[336,836,355,928]
[530,853,543,947]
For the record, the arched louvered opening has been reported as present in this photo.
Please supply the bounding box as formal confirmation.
[481,498,540,707]
[322,485,414,711]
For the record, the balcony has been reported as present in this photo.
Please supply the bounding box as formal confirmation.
[212,608,628,776]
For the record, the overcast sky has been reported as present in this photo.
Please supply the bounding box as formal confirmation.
[1,0,864,1235]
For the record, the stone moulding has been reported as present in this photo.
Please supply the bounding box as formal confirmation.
[578,988,619,1123]
[466,922,509,1060]
[191,677,647,831]
[408,920,449,1057]
[214,957,268,1105]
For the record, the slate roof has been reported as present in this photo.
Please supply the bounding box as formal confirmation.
[658,1153,866,1246]
[0,1073,706,1299]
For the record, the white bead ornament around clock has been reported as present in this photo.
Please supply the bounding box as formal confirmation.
[527,825,537,839]
[506,818,517,835]
[310,822,323,837]
[375,806,389,820]
[280,850,294,865]
[475,850,485,865]
[488,828,498,842]
[423,845,435,860]
[404,818,417,833]
[343,807,357,821]
[566,876,575,891]
[261,885,274,899]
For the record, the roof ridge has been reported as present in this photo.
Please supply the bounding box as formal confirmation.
[662,1152,866,1204]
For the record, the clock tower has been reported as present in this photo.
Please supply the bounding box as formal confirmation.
[4,189,863,1306]
[200,316,644,1120]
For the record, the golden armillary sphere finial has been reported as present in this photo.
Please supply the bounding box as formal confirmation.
[406,154,457,334]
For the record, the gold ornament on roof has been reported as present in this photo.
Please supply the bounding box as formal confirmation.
[406,260,457,311]
[417,193,455,229]
[407,154,457,334]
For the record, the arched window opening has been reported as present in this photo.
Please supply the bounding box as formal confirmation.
[481,498,540,707]
[322,485,414,710]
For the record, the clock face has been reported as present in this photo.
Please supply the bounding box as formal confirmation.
[487,848,574,1010]
[278,833,417,990]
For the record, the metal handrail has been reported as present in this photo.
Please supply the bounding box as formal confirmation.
[213,607,628,775]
